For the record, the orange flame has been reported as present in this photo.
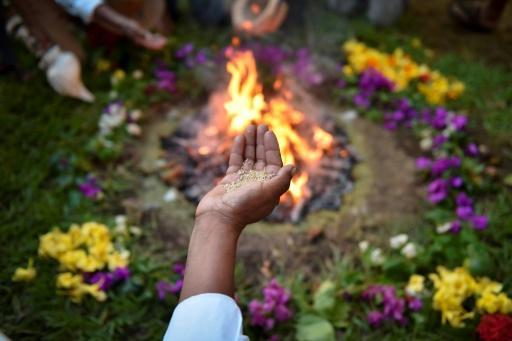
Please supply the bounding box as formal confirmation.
[223,50,333,203]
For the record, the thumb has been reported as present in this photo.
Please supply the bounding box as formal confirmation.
[263,165,295,198]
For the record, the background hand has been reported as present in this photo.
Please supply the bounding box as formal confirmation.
[196,124,295,232]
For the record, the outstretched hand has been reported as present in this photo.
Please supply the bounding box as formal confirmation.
[196,124,295,232]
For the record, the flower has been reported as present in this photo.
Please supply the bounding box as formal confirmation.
[126,123,141,136]
[450,220,462,233]
[111,69,126,85]
[78,175,102,199]
[451,177,464,188]
[154,62,177,93]
[427,178,449,204]
[436,222,452,234]
[450,114,468,131]
[389,234,408,249]
[249,279,293,333]
[370,248,385,265]
[343,40,464,104]
[57,272,107,303]
[471,215,489,230]
[367,311,384,327]
[477,314,512,341]
[456,205,474,220]
[175,43,194,59]
[416,157,432,170]
[466,143,479,157]
[406,275,425,296]
[429,266,512,327]
[401,243,417,259]
[407,297,423,311]
[12,258,37,282]
[359,240,369,252]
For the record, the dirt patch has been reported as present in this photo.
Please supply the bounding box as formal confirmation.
[132,108,424,283]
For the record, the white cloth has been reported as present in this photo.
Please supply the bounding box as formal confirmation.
[55,0,104,23]
[164,293,249,341]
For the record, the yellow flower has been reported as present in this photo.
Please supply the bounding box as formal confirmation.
[111,69,126,85]
[96,58,111,72]
[12,258,37,282]
[56,272,107,303]
[107,250,130,270]
[342,39,464,104]
[406,274,425,295]
[429,266,512,327]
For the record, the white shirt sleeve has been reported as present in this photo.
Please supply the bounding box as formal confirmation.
[163,293,249,341]
[54,0,104,23]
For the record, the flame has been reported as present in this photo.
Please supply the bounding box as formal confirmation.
[222,49,333,203]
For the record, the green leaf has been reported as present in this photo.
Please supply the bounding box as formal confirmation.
[296,314,336,341]
[313,280,336,314]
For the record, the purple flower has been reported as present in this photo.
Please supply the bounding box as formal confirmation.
[451,177,464,188]
[112,267,131,281]
[249,279,293,333]
[173,263,186,276]
[195,50,208,65]
[450,220,462,233]
[427,179,449,204]
[451,115,468,131]
[169,279,183,294]
[293,48,324,86]
[456,192,473,207]
[175,43,194,59]
[155,280,173,300]
[471,215,488,230]
[466,143,479,157]
[456,205,474,220]
[367,311,384,327]
[408,297,423,312]
[429,107,449,130]
[416,157,432,170]
[78,176,102,199]
[154,63,177,93]
[433,134,447,149]
[383,98,418,130]
[354,92,370,108]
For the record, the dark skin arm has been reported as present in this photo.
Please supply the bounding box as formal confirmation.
[180,124,295,300]
[91,4,166,50]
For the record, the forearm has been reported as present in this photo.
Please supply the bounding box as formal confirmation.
[179,215,242,301]
[91,4,137,36]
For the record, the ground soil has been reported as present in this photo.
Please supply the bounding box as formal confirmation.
[132,105,425,284]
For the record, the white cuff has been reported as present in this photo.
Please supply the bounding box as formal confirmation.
[164,293,248,341]
[55,0,104,23]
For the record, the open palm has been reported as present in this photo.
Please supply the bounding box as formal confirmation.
[196,124,295,230]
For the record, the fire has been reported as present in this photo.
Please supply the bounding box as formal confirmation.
[222,49,334,203]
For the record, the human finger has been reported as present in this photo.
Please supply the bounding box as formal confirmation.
[264,130,283,174]
[227,134,245,174]
[255,124,268,171]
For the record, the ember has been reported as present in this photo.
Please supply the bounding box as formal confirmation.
[162,48,355,222]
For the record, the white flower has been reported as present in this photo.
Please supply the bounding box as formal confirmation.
[401,243,417,259]
[389,234,408,249]
[359,240,369,252]
[115,215,127,226]
[129,226,142,236]
[132,70,143,79]
[129,109,143,121]
[126,123,141,136]
[370,248,385,265]
[163,188,178,202]
[109,90,118,99]
[436,222,452,234]
[420,137,433,151]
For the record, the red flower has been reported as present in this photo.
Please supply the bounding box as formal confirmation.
[477,314,512,341]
